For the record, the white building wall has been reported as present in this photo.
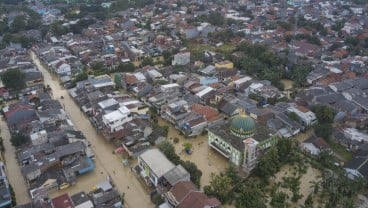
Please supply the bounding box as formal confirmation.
[208,131,242,166]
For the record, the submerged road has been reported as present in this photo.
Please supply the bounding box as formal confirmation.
[30,51,153,208]
[0,117,30,205]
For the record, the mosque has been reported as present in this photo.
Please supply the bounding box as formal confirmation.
[208,110,276,175]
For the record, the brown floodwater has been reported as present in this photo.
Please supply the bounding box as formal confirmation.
[281,79,294,90]
[31,51,153,208]
[0,117,31,204]
[271,165,321,207]
[158,118,228,188]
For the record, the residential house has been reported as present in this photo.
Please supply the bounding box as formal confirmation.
[345,157,368,180]
[180,113,207,137]
[287,106,317,127]
[199,77,219,86]
[215,60,234,69]
[191,103,223,126]
[301,136,330,156]
[137,149,176,187]
[3,102,38,132]
[0,162,12,208]
[30,130,48,146]
[71,192,94,208]
[51,193,75,208]
[161,100,189,126]
[172,52,190,66]
[163,181,221,208]
[24,69,43,87]
[54,62,71,75]
[102,106,132,133]
[267,112,302,138]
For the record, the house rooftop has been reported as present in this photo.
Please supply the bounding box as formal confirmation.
[163,165,190,186]
[139,149,175,178]
[51,193,74,208]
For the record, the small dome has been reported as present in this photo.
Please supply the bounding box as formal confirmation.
[230,115,255,138]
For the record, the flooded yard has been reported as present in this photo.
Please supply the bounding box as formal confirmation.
[270,164,321,207]
[281,79,294,90]
[31,51,153,208]
[158,118,228,188]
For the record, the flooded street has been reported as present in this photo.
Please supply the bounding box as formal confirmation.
[158,118,228,188]
[30,51,153,208]
[0,117,30,204]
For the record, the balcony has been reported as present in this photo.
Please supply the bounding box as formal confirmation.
[209,142,230,158]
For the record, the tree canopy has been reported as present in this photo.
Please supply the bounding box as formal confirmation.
[116,62,135,73]
[233,42,286,90]
[255,146,280,182]
[1,69,26,90]
[10,133,28,147]
[204,173,233,203]
[311,105,335,124]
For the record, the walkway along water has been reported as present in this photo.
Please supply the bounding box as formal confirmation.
[30,50,153,208]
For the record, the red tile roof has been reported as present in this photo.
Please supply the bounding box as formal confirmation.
[51,193,74,208]
[170,181,197,203]
[178,191,221,208]
[191,104,222,122]
[296,105,309,113]
[4,103,33,118]
[124,74,138,84]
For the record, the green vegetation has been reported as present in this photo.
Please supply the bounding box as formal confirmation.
[9,184,16,207]
[288,64,313,87]
[295,34,321,45]
[328,142,352,161]
[10,133,28,147]
[114,74,122,90]
[270,191,287,208]
[233,42,286,90]
[297,15,327,36]
[345,36,360,47]
[311,105,335,124]
[1,69,26,90]
[188,11,225,27]
[141,57,154,67]
[314,123,333,139]
[288,112,299,121]
[90,62,109,76]
[255,146,280,182]
[204,172,233,203]
[0,137,5,152]
[331,20,345,32]
[205,135,365,207]
[49,18,96,36]
[181,160,202,188]
[182,142,192,152]
[311,105,335,140]
[3,33,35,48]
[116,62,135,73]
[157,141,202,187]
[151,191,164,206]
[204,166,266,207]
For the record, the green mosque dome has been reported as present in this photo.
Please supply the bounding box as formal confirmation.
[230,115,256,138]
